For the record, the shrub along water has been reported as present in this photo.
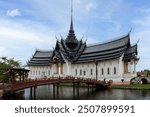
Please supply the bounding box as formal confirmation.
[111,84,150,90]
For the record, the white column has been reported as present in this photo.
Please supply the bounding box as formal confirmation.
[58,63,61,76]
[118,55,124,78]
[132,61,134,73]
[51,65,53,77]
[128,62,131,73]
[134,61,136,73]
[66,61,72,76]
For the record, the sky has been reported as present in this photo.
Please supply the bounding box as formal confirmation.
[0,0,150,71]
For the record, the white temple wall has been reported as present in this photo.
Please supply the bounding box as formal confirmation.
[63,63,67,76]
[123,59,137,82]
[97,59,119,80]
[118,55,124,78]
[28,57,137,82]
[52,64,57,74]
[127,60,136,74]
[70,59,121,81]
[28,66,52,79]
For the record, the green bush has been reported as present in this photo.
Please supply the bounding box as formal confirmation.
[0,57,21,83]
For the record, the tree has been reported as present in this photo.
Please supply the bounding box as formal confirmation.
[0,57,21,83]
[148,70,150,76]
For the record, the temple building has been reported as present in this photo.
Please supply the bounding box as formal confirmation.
[27,4,139,82]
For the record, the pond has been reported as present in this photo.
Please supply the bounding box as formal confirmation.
[1,85,150,100]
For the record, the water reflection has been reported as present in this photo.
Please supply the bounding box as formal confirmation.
[1,85,150,100]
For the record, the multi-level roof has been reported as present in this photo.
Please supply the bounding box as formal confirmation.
[28,32,138,66]
[27,2,138,66]
[123,44,138,61]
[28,50,53,66]
[77,34,130,63]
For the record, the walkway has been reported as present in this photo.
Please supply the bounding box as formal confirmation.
[0,77,111,92]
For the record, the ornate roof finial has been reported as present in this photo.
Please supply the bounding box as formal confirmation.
[137,38,140,44]
[66,0,78,49]
[70,0,74,31]
[129,27,132,34]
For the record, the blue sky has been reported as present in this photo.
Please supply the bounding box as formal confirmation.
[0,0,150,71]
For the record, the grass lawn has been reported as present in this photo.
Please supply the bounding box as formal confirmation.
[111,84,150,90]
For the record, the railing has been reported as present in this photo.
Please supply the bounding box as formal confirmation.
[1,77,111,91]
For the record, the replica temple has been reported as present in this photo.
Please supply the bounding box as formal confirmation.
[27,4,139,82]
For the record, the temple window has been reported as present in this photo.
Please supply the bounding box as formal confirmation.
[114,67,116,74]
[107,68,110,75]
[101,68,104,75]
[36,70,37,76]
[75,69,77,75]
[91,69,93,75]
[80,69,82,75]
[83,71,86,76]
[61,63,63,74]
[30,71,32,75]
[48,70,50,76]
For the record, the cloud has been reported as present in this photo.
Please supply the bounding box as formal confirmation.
[0,0,149,70]
[132,16,150,27]
[140,8,150,13]
[6,8,21,17]
[0,18,58,64]
[131,9,150,70]
[0,47,8,57]
[0,27,44,43]
[132,7,150,27]
[0,18,57,45]
[85,3,97,12]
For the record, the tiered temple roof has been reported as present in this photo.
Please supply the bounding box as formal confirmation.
[77,34,130,63]
[27,5,138,66]
[28,50,53,66]
[28,33,138,66]
[123,44,138,61]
